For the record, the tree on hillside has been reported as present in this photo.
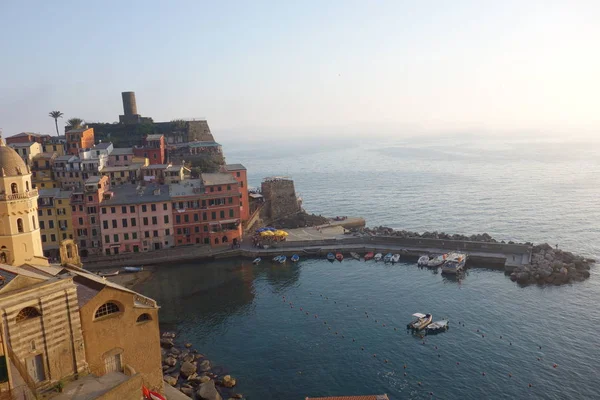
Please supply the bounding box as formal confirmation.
[49,111,63,135]
[67,118,84,129]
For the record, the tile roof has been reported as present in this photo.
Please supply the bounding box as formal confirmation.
[224,163,246,171]
[201,172,237,186]
[100,164,143,173]
[100,184,171,205]
[55,155,77,161]
[146,134,163,141]
[110,147,133,155]
[94,143,112,150]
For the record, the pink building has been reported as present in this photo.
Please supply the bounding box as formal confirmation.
[71,176,110,257]
[99,184,173,255]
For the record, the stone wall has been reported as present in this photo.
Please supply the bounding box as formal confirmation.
[186,120,214,142]
[261,178,301,220]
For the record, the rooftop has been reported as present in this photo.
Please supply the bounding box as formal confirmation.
[201,172,237,186]
[172,141,221,148]
[33,152,57,160]
[55,155,77,162]
[110,147,133,155]
[93,142,113,150]
[146,134,163,141]
[224,163,246,171]
[100,164,143,173]
[7,132,50,138]
[141,164,169,170]
[66,127,90,133]
[8,142,39,148]
[85,176,102,184]
[170,179,205,197]
[100,184,171,206]
[38,188,62,198]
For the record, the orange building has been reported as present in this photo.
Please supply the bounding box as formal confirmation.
[66,127,94,156]
[223,164,249,221]
[5,132,52,145]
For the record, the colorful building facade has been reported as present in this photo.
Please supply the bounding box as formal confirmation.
[133,134,165,165]
[38,188,74,260]
[223,163,249,222]
[65,127,94,156]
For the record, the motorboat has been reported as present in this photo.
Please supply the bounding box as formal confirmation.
[272,255,283,262]
[364,252,374,261]
[407,313,433,330]
[253,257,262,265]
[327,253,336,262]
[335,252,344,262]
[426,320,449,334]
[441,252,467,274]
[291,254,300,262]
[374,253,383,262]
[417,255,430,266]
[99,270,120,277]
[383,253,393,263]
[391,254,400,263]
[279,255,287,264]
[427,254,447,267]
[122,266,143,273]
[350,252,360,260]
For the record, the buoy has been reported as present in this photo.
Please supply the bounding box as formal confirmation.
[367,315,369,318]
[509,373,512,378]
[456,362,460,365]
[403,364,407,369]
[553,364,558,368]
[510,342,512,345]
[384,359,388,363]
[539,346,542,349]
[500,336,503,339]
[537,358,540,361]
[394,328,397,331]
[320,294,322,297]
[528,383,532,388]
[335,332,338,335]
[477,329,479,332]
[373,354,376,357]
[482,372,486,376]
[418,381,422,386]
[361,347,364,351]
[334,301,336,304]
[306,312,309,315]
[383,324,386,327]
[438,354,441,358]
[429,392,433,396]
[324,321,327,324]
[422,341,426,345]
[353,339,355,342]
[434,346,438,350]
[482,334,485,338]
[404,372,407,376]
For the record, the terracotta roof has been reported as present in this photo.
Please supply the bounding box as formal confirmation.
[305,396,389,400]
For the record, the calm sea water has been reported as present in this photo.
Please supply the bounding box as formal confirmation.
[138,135,600,399]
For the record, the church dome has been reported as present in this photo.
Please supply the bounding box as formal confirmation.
[0,143,28,177]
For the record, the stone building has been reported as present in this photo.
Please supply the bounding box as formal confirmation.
[261,176,302,220]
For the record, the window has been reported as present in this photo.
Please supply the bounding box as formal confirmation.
[153,230,158,237]
[143,217,148,226]
[236,171,241,177]
[39,221,45,229]
[105,249,111,256]
[50,234,56,242]
[218,186,222,192]
[47,209,52,216]
[177,228,182,235]
[184,215,189,223]
[151,204,156,212]
[122,206,127,213]
[195,226,200,233]
[211,212,216,220]
[116,155,120,161]
[112,220,117,229]
[78,217,84,225]
[132,232,137,239]
[165,229,170,236]
[203,212,207,220]
[142,205,147,212]
[214,238,219,244]
[16,307,41,322]
[131,218,136,227]
[17,219,23,233]
[220,210,225,218]
[124,233,129,240]
[122,219,128,228]
[210,187,214,192]
[240,181,244,188]
[175,215,181,223]
[164,215,169,224]
[94,302,120,319]
[41,235,47,242]
[113,234,118,242]
[163,203,168,211]
[88,196,93,202]
[204,238,210,244]
[194,213,199,222]
[229,209,234,217]
[136,313,152,323]
[229,197,233,204]
[144,231,150,238]
[124,155,128,161]
[110,207,116,214]
[105,235,110,243]
[92,229,97,236]
[130,206,135,213]
[152,216,157,225]
[10,183,17,194]
[103,221,109,229]
[49,221,54,229]
[202,200,206,207]
[227,185,231,190]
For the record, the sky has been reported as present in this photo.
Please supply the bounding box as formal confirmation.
[1,1,599,140]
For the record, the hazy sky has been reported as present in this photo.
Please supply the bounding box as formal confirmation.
[1,1,598,139]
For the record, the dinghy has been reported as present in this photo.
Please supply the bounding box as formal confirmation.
[407,313,433,331]
[364,252,374,261]
[391,254,400,263]
[272,255,282,262]
[335,252,344,262]
[327,253,335,262]
[374,253,383,262]
[99,270,120,277]
[427,254,447,267]
[252,257,261,265]
[383,253,393,263]
[350,252,360,260]
[417,255,430,266]
[291,254,300,262]
[279,255,287,264]
[122,266,143,273]
[426,320,449,334]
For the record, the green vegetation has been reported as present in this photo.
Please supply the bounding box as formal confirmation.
[67,118,84,129]
[188,153,226,175]
[49,111,63,136]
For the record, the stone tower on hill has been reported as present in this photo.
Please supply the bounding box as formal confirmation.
[261,177,302,220]
[0,141,48,266]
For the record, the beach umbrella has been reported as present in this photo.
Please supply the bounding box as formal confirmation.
[256,227,267,233]
[274,230,288,236]
[265,227,277,231]
[260,231,274,237]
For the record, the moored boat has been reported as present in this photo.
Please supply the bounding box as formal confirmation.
[417,255,430,266]
[364,252,374,261]
[391,254,400,263]
[291,254,300,262]
[427,254,447,267]
[426,320,449,334]
[273,255,282,262]
[441,252,467,274]
[407,313,433,331]
[327,253,336,262]
[383,253,393,263]
[253,257,262,265]
[99,270,120,277]
[374,253,383,262]
[279,255,287,264]
[350,252,360,260]
[122,266,143,273]
[335,252,344,262]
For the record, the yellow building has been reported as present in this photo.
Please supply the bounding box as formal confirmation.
[0,144,47,266]
[31,152,59,189]
[38,188,74,260]
[43,141,65,156]
[7,142,42,167]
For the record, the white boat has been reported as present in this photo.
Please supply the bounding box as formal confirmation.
[417,255,430,266]
[279,255,287,264]
[391,254,400,263]
[350,252,361,260]
[407,313,433,331]
[383,253,393,263]
[441,252,467,274]
[272,255,282,262]
[253,257,261,265]
[426,320,449,334]
[427,254,447,267]
[374,253,383,262]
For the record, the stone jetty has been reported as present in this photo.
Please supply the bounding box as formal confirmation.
[160,332,244,400]
[510,243,594,286]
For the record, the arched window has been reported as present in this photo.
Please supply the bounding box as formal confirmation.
[16,307,41,323]
[31,216,36,230]
[94,302,120,319]
[17,219,23,233]
[222,236,228,243]
[136,313,152,323]
[25,181,29,191]
[10,183,17,194]
[214,237,219,244]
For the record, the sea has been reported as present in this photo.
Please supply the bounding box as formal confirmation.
[137,134,600,399]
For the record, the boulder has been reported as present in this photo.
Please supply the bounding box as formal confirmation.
[198,359,212,372]
[170,347,181,356]
[187,373,198,381]
[582,270,590,278]
[516,272,530,284]
[182,353,195,363]
[185,343,193,348]
[222,375,236,388]
[164,356,177,367]
[199,376,211,384]
[160,338,174,349]
[180,361,197,378]
[164,375,178,386]
[180,386,194,397]
[197,380,222,400]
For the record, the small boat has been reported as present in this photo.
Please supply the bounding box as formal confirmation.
[335,252,344,262]
[350,252,360,260]
[441,252,467,274]
[374,253,383,262]
[391,254,400,263]
[327,252,335,262]
[122,266,143,273]
[99,270,120,277]
[426,320,449,334]
[417,255,430,266]
[143,386,166,400]
[272,255,282,262]
[383,253,393,263]
[427,254,447,267]
[291,254,299,262]
[364,252,374,261]
[407,313,433,331]
[279,255,287,264]
[252,257,261,265]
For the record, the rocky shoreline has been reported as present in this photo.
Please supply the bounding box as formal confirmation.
[510,243,595,286]
[160,332,244,400]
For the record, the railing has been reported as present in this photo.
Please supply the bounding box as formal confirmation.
[0,190,38,201]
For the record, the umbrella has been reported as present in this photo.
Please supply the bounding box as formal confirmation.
[275,230,288,236]
[260,231,274,237]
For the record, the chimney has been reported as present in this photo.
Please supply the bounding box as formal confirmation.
[122,92,138,116]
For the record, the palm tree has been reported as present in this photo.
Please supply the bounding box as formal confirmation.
[67,118,84,129]
[49,111,63,136]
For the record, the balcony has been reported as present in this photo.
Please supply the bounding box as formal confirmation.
[0,189,38,201]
